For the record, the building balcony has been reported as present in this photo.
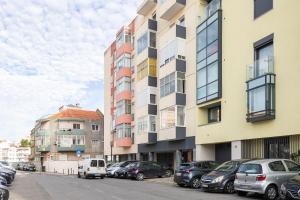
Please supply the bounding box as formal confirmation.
[137,0,157,16]
[115,91,132,102]
[115,137,132,147]
[116,114,132,125]
[159,0,186,20]
[57,145,85,152]
[36,129,50,136]
[116,43,133,58]
[36,145,50,152]
[159,127,186,141]
[116,67,131,80]
[56,129,85,135]
[246,57,275,123]
[200,0,221,23]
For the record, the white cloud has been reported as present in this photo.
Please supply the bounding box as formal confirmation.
[0,0,141,141]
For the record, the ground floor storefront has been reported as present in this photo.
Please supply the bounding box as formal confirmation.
[196,135,300,163]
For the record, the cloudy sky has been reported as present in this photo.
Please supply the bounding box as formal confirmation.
[0,0,140,142]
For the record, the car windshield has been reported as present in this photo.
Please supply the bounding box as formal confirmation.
[126,162,138,168]
[120,162,130,167]
[215,161,239,172]
[111,163,120,168]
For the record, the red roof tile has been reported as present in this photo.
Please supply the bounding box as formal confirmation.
[51,109,103,120]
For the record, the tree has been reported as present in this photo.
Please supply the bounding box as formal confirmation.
[20,139,31,147]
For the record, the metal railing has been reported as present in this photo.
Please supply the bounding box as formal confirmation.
[247,56,274,80]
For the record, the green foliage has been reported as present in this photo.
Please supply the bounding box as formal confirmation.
[20,139,31,147]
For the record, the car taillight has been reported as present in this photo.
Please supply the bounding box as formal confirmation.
[256,175,266,181]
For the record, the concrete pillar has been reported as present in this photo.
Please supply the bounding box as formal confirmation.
[127,154,131,161]
[113,155,117,163]
[231,141,242,159]
[175,150,182,170]
[196,144,215,161]
[136,153,140,161]
[153,152,157,162]
[148,152,153,161]
[193,148,197,161]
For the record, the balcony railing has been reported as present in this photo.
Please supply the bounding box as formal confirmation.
[160,0,186,20]
[247,56,274,80]
[36,145,50,152]
[57,145,85,152]
[56,129,85,135]
[199,0,221,24]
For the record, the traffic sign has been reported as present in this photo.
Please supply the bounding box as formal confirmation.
[76,150,81,157]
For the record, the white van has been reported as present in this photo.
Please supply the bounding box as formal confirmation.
[78,159,106,179]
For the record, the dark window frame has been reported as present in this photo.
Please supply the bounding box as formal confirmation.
[208,105,221,123]
[254,0,273,19]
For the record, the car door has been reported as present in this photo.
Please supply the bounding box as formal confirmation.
[283,160,300,180]
[90,160,98,174]
[152,163,163,177]
[98,160,106,174]
[140,162,151,178]
[268,160,289,187]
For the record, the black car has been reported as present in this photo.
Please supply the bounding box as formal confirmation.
[201,159,250,193]
[23,163,36,172]
[127,161,170,181]
[280,175,300,200]
[115,162,138,178]
[110,161,138,178]
[0,176,7,187]
[0,185,9,200]
[0,170,13,185]
[174,161,219,189]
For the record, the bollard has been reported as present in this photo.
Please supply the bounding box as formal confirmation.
[68,168,69,175]
[63,169,64,174]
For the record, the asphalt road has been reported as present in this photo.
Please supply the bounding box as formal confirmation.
[9,172,263,200]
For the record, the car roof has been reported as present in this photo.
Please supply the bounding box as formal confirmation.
[243,159,287,165]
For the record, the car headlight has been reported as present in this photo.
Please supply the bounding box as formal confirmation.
[212,176,224,183]
[280,184,287,196]
[0,172,6,176]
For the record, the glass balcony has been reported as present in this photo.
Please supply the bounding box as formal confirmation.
[57,145,85,152]
[137,0,157,16]
[56,129,85,135]
[36,145,50,152]
[199,0,221,24]
[247,56,274,80]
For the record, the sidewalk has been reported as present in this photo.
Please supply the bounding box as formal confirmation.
[144,176,175,185]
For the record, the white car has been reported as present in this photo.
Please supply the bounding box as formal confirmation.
[78,159,106,179]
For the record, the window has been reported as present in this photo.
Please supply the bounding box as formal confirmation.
[160,72,175,98]
[116,124,131,139]
[264,137,290,159]
[137,32,148,54]
[77,135,85,145]
[73,124,80,129]
[178,16,185,26]
[116,100,131,117]
[91,160,97,167]
[137,116,148,134]
[149,32,156,48]
[116,31,124,48]
[159,39,185,67]
[254,0,273,19]
[92,125,99,131]
[177,106,185,126]
[116,54,131,70]
[196,11,221,104]
[92,140,99,144]
[285,160,300,172]
[98,160,105,167]
[150,94,156,104]
[137,59,148,81]
[116,77,131,94]
[208,106,221,123]
[161,106,175,129]
[149,115,156,132]
[268,161,286,172]
[57,135,85,147]
[177,72,185,94]
[238,164,263,174]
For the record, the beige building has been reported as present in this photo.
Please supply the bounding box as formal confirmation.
[33,104,104,173]
[104,0,300,166]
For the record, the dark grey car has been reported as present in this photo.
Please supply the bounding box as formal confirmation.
[174,161,219,188]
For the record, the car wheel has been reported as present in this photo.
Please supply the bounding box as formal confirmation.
[191,178,201,189]
[77,173,81,178]
[136,173,144,181]
[237,191,247,196]
[224,181,235,194]
[84,172,88,179]
[264,185,278,200]
[100,176,104,179]
[165,170,172,177]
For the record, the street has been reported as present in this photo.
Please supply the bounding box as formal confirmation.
[9,172,263,200]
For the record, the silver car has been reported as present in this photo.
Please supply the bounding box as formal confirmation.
[234,159,300,200]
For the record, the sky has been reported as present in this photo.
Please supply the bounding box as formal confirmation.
[0,0,140,142]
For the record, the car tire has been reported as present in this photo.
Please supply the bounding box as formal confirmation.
[224,181,235,194]
[136,173,144,181]
[237,191,247,196]
[77,173,81,178]
[264,185,278,200]
[191,178,201,189]
[84,172,88,179]
[100,176,104,179]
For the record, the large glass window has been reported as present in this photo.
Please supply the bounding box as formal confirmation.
[137,58,157,81]
[137,32,148,54]
[208,106,221,123]
[116,77,131,94]
[196,11,221,104]
[149,115,156,132]
[160,72,185,98]
[137,116,148,134]
[116,100,131,117]
[116,124,131,139]
[149,31,156,48]
[160,106,185,129]
[57,135,85,147]
[116,54,131,70]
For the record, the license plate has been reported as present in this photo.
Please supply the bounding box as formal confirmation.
[95,173,100,176]
[241,185,250,189]
[202,184,208,188]
[176,173,181,176]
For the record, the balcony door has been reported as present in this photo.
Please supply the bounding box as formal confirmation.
[255,42,273,77]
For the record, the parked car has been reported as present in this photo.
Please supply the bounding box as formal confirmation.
[0,169,13,185]
[0,185,9,200]
[115,162,138,178]
[23,163,36,172]
[107,161,137,178]
[78,159,106,179]
[235,159,300,200]
[0,162,16,174]
[0,177,7,187]
[174,161,219,189]
[126,161,170,181]
[201,159,250,193]
[280,174,300,200]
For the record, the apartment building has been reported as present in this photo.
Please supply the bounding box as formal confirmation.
[0,140,31,162]
[105,0,300,167]
[33,104,104,172]
[196,0,300,163]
